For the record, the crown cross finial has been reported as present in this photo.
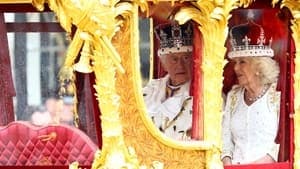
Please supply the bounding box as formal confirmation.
[257,27,266,46]
[184,24,192,45]
[230,36,237,51]
[269,37,273,47]
[185,24,192,37]
[231,39,236,46]
[242,36,251,49]
[160,29,168,48]
[172,24,183,48]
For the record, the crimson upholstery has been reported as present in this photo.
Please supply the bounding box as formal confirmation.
[0,13,15,126]
[0,121,98,166]
[224,161,290,169]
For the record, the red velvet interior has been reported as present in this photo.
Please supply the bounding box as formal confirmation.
[0,121,98,166]
[0,13,16,126]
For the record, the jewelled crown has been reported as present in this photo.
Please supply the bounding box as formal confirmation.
[228,19,274,59]
[155,22,193,57]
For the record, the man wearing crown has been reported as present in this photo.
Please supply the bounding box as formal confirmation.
[221,15,281,165]
[142,21,193,141]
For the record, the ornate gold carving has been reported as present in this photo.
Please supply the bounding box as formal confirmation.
[114,3,207,168]
[73,37,93,73]
[32,0,146,168]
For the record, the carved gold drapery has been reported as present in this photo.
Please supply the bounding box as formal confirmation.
[32,0,144,168]
[115,3,207,169]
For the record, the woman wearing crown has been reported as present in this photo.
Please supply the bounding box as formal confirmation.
[142,21,193,141]
[221,19,281,165]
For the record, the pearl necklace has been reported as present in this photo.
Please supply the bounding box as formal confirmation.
[246,85,269,102]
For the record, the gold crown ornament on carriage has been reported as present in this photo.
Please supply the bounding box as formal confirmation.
[155,21,193,57]
[228,12,274,59]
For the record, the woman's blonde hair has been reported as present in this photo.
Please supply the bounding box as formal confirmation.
[250,57,280,85]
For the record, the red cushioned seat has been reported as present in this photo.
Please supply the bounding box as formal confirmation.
[0,121,98,166]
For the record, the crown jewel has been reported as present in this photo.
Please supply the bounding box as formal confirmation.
[155,22,193,57]
[228,20,274,59]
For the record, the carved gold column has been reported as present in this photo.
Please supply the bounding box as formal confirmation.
[91,35,139,168]
[31,0,146,168]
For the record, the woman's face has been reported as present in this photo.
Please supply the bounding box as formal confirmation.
[232,57,258,87]
[161,52,192,86]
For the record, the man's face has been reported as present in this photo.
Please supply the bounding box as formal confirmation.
[161,52,192,86]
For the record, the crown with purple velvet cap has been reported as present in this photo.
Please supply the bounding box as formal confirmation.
[155,21,193,57]
[228,13,274,59]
